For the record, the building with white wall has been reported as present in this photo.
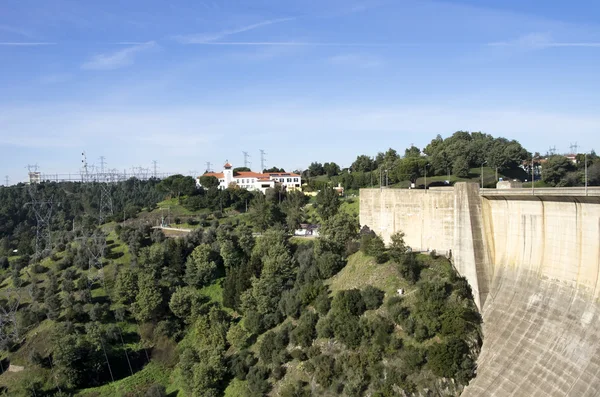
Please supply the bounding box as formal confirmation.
[197,162,302,193]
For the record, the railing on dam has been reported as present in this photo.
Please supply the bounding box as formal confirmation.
[480,186,600,197]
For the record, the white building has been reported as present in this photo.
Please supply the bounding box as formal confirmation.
[197,162,302,193]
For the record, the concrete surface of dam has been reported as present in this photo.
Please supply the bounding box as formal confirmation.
[360,183,600,396]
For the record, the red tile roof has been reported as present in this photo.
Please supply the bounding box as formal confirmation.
[201,172,224,178]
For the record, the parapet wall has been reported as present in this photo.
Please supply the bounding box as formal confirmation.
[359,187,455,253]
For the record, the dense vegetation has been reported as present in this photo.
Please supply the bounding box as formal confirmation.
[14,129,596,396]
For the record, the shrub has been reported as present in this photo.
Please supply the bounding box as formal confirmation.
[145,384,167,397]
[247,366,271,396]
[316,316,334,339]
[427,337,470,380]
[227,323,250,349]
[290,311,318,348]
[273,365,287,380]
[306,345,321,359]
[290,349,307,361]
[314,289,331,315]
[361,286,385,310]
[279,289,302,319]
[331,289,366,316]
[317,251,345,279]
[312,354,338,388]
[402,345,426,373]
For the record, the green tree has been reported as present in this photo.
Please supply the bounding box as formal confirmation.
[132,272,164,322]
[250,193,275,231]
[114,267,138,304]
[453,156,470,178]
[315,187,340,221]
[281,190,308,232]
[543,155,576,186]
[323,162,341,177]
[157,174,197,200]
[169,287,203,323]
[185,244,218,287]
[320,211,359,248]
[351,155,376,172]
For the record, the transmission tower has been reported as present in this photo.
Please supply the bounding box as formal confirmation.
[81,152,90,182]
[99,156,106,174]
[260,149,266,173]
[206,162,212,173]
[548,146,556,156]
[152,160,158,178]
[26,186,54,260]
[243,151,251,169]
[0,289,22,351]
[569,142,579,155]
[3,176,8,186]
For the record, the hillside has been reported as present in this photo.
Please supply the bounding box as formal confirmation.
[0,177,481,396]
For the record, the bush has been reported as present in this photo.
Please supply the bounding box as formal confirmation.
[314,289,331,315]
[280,381,311,397]
[247,366,271,396]
[273,365,287,380]
[145,384,167,397]
[290,349,307,361]
[227,323,250,349]
[306,345,321,359]
[229,350,257,380]
[331,289,366,316]
[312,354,338,388]
[427,337,470,380]
[279,289,302,319]
[361,286,385,310]
[317,251,345,279]
[290,311,318,348]
[316,316,334,338]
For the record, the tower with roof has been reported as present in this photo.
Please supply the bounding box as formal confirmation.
[223,161,233,187]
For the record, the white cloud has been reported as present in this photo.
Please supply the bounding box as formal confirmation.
[189,41,387,47]
[0,24,36,39]
[81,41,156,71]
[488,33,600,49]
[0,42,56,46]
[173,17,294,44]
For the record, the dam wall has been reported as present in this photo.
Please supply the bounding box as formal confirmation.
[359,184,490,308]
[359,184,600,396]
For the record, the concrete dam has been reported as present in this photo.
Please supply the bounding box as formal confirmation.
[360,183,600,396]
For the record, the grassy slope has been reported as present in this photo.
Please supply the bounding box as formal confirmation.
[76,362,172,397]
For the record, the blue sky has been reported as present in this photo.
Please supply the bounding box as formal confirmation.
[1,0,600,183]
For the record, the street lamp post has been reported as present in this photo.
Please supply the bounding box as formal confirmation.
[585,153,588,196]
[424,164,429,193]
[481,161,487,189]
[531,157,535,195]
